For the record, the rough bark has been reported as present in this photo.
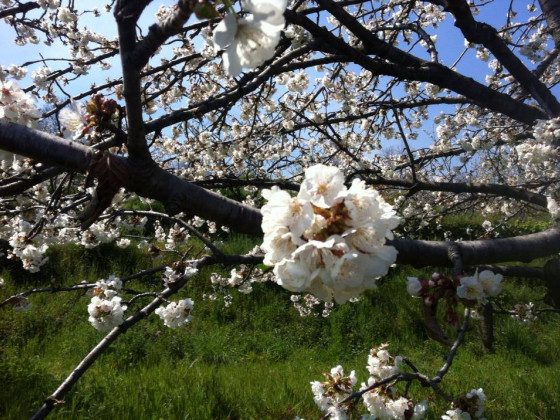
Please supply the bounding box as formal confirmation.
[540,0,560,50]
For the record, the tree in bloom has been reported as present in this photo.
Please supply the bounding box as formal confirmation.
[0,0,559,417]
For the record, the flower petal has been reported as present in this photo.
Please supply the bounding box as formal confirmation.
[223,47,243,77]
[213,13,237,49]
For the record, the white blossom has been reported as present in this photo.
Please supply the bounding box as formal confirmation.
[456,275,484,302]
[88,295,126,331]
[155,298,194,328]
[477,270,502,297]
[0,80,41,127]
[547,197,559,219]
[59,99,86,139]
[213,0,288,76]
[407,277,422,296]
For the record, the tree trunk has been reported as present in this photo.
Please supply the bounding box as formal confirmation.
[540,0,560,49]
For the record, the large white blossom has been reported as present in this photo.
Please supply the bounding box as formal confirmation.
[456,275,484,302]
[213,0,288,76]
[261,164,400,303]
[59,99,86,139]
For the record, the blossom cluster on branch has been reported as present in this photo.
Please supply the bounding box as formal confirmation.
[88,276,126,331]
[261,164,400,303]
[309,343,487,419]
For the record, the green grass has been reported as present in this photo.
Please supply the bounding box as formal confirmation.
[1,239,559,419]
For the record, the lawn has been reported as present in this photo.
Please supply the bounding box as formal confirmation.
[1,239,559,419]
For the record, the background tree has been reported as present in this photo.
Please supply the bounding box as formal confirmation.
[0,0,559,418]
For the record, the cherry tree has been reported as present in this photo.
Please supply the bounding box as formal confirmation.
[0,0,559,418]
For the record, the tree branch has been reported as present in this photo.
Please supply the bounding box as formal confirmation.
[286,9,548,125]
[0,1,39,19]
[446,0,560,117]
[128,0,196,70]
[1,123,559,265]
[115,0,154,161]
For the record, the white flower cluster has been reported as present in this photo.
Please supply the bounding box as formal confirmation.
[155,298,194,328]
[310,345,427,419]
[165,223,189,250]
[80,220,120,249]
[94,275,123,292]
[547,197,559,219]
[456,270,502,304]
[362,344,427,419]
[213,0,287,76]
[8,228,49,273]
[511,302,537,324]
[261,164,400,303]
[210,271,243,291]
[515,118,560,175]
[227,268,253,294]
[88,276,126,331]
[533,118,560,144]
[31,67,51,89]
[406,276,424,297]
[162,264,198,287]
[38,0,60,9]
[0,80,41,127]
[442,388,486,420]
[310,365,357,420]
[290,293,334,317]
[59,99,86,140]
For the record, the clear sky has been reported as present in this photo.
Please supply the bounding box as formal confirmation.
[0,0,553,151]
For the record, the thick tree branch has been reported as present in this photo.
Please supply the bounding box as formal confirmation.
[0,123,262,234]
[286,9,547,125]
[115,0,153,161]
[0,121,94,171]
[0,1,39,19]
[539,0,560,50]
[1,123,559,266]
[446,0,560,117]
[391,227,560,267]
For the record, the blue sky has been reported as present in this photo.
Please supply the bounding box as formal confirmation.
[0,0,552,151]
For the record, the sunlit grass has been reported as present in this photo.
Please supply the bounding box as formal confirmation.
[1,239,559,419]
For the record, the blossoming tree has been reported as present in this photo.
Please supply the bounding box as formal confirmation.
[0,0,559,418]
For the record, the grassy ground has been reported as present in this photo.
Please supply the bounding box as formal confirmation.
[0,238,559,419]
